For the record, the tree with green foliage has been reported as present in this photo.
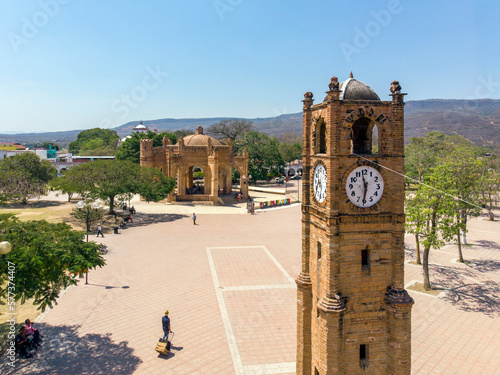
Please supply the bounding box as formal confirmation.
[279,141,302,163]
[136,166,177,202]
[206,119,253,141]
[235,130,285,184]
[404,131,450,182]
[173,129,194,140]
[69,128,120,156]
[481,168,500,219]
[41,142,60,151]
[433,145,487,262]
[71,203,105,234]
[51,160,175,214]
[116,131,177,164]
[406,132,495,261]
[0,214,105,312]
[405,179,457,290]
[0,152,56,204]
[277,132,302,163]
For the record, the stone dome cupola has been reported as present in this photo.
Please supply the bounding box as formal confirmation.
[324,72,380,101]
[182,125,222,146]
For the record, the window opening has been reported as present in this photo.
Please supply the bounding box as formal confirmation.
[351,117,372,154]
[361,247,370,274]
[319,120,326,153]
[360,344,369,369]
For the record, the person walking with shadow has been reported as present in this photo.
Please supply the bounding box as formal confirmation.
[97,224,104,238]
[192,213,196,225]
[162,310,173,342]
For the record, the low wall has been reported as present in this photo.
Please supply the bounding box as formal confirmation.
[176,194,214,202]
[258,198,291,209]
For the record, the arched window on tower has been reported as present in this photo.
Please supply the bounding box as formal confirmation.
[313,117,327,154]
[319,119,326,154]
[351,117,373,154]
[371,123,379,154]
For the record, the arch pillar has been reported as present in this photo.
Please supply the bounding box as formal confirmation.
[208,154,218,203]
[177,166,187,197]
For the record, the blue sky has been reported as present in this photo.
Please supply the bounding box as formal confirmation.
[1,0,499,133]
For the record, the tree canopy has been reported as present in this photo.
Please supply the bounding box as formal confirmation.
[276,132,303,163]
[404,132,496,289]
[51,160,175,213]
[234,130,285,183]
[0,214,105,312]
[206,119,253,141]
[116,130,177,164]
[41,142,60,151]
[69,128,120,156]
[279,140,302,163]
[0,152,56,204]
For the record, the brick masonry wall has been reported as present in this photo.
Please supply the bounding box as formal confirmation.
[297,88,412,375]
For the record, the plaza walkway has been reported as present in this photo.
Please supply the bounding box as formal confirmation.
[0,195,499,374]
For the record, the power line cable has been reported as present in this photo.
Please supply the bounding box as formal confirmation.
[352,153,490,212]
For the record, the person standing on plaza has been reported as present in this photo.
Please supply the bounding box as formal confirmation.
[192,213,196,225]
[162,310,173,340]
[97,224,104,238]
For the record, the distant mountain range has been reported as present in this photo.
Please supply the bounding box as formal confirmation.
[1,99,499,148]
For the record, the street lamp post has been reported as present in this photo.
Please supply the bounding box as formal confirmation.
[76,201,101,284]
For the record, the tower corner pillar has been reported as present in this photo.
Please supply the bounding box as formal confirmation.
[386,288,414,375]
[296,273,312,375]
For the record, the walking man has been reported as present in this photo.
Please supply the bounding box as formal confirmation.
[162,310,173,340]
[192,212,196,225]
[97,224,104,238]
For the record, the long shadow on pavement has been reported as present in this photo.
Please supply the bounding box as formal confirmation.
[0,324,142,375]
[3,200,67,209]
[467,259,500,273]
[432,266,500,318]
[474,239,500,251]
[121,213,188,229]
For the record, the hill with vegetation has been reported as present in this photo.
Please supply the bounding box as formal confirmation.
[1,99,499,148]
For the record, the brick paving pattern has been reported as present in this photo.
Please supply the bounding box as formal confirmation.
[0,200,498,374]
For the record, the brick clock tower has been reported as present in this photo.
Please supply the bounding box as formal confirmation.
[296,74,414,374]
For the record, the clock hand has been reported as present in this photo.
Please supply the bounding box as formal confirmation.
[362,175,368,201]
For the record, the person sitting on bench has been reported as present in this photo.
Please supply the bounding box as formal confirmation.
[15,326,33,358]
[24,319,43,346]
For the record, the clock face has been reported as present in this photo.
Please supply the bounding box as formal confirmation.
[345,166,384,207]
[313,163,327,203]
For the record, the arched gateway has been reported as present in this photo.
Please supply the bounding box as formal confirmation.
[140,125,249,204]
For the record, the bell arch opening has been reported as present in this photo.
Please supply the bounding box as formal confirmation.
[319,119,326,153]
[351,117,377,155]
[313,117,327,154]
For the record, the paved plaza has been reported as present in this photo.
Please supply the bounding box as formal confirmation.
[1,192,499,374]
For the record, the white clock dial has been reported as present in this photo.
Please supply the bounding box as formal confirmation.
[313,163,327,203]
[345,166,384,207]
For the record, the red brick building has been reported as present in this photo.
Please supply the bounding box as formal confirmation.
[297,74,413,374]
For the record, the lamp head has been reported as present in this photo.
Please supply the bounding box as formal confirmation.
[0,241,12,255]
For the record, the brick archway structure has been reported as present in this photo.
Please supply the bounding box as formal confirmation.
[140,125,249,204]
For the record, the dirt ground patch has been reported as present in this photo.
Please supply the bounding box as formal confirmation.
[408,281,445,296]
